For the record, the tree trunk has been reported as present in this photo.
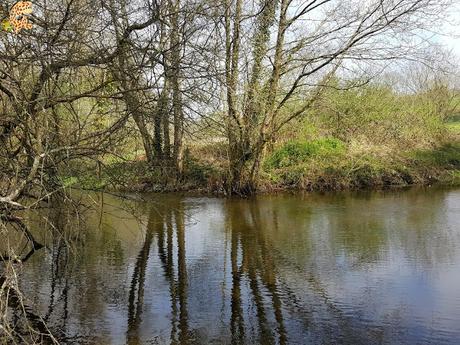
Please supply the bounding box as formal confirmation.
[225,0,247,193]
[169,0,184,178]
[248,0,289,187]
[153,80,171,162]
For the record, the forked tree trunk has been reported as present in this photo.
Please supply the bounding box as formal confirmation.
[224,0,282,195]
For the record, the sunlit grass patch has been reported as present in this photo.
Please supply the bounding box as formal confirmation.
[262,137,460,191]
[264,138,346,169]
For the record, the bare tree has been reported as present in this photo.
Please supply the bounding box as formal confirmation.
[218,0,453,193]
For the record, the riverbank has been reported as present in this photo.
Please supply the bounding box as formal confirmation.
[259,141,460,192]
[59,83,460,195]
[62,140,460,195]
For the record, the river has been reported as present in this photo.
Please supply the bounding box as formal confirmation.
[4,186,460,344]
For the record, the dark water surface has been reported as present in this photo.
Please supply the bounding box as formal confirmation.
[11,187,460,344]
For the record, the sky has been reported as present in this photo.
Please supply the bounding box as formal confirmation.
[439,5,460,58]
[442,34,460,57]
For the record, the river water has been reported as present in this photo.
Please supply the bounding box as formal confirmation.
[5,187,460,344]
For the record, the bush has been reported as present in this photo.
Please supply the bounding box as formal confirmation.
[310,83,447,147]
[265,138,345,169]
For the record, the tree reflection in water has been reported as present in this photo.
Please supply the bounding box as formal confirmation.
[127,200,190,345]
[226,200,287,345]
[126,198,290,345]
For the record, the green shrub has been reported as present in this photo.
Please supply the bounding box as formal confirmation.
[265,138,345,169]
[309,82,448,147]
[185,158,217,184]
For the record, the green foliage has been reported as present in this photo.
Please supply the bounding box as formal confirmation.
[446,120,460,134]
[184,158,217,185]
[256,78,460,191]
[411,143,460,167]
[262,141,460,190]
[448,171,460,185]
[311,82,447,147]
[265,138,345,169]
[61,172,110,190]
[60,156,224,193]
[1,19,13,32]
[60,176,79,187]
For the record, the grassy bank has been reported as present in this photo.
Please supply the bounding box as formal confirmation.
[61,137,460,194]
[260,140,459,191]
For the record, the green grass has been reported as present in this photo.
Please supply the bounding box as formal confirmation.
[60,156,222,192]
[446,121,460,134]
[265,138,346,169]
[262,139,460,191]
[411,143,460,167]
[61,120,460,193]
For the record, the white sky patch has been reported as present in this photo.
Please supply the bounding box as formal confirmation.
[437,4,460,58]
[441,31,460,57]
